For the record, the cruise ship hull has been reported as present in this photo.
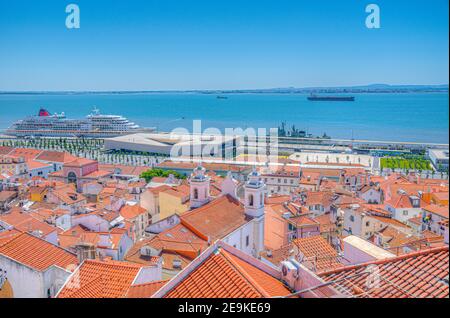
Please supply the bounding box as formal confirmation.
[5,128,155,138]
[6,108,155,138]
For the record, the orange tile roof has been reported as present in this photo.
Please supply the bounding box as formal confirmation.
[83,170,112,178]
[319,246,449,298]
[0,232,77,271]
[423,204,449,219]
[0,228,21,245]
[288,215,318,227]
[50,187,86,205]
[59,226,127,251]
[126,223,208,269]
[164,247,292,298]
[120,204,147,220]
[181,195,247,241]
[147,185,172,195]
[65,158,97,167]
[125,280,169,298]
[8,148,43,161]
[0,210,57,236]
[0,190,17,202]
[305,191,333,206]
[260,244,296,267]
[26,160,52,170]
[375,226,417,252]
[265,195,290,205]
[292,236,343,273]
[432,191,449,201]
[369,215,410,229]
[385,194,423,209]
[57,259,145,298]
[35,151,78,163]
[313,213,336,233]
[98,164,149,177]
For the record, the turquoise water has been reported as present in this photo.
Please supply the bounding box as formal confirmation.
[0,93,448,143]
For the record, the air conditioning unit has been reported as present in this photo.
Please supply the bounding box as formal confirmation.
[280,260,299,288]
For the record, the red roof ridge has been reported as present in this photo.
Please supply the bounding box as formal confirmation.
[83,259,148,269]
[179,218,209,241]
[220,249,271,298]
[131,279,169,288]
[319,245,449,276]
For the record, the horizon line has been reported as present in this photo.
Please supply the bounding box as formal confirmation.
[0,83,449,94]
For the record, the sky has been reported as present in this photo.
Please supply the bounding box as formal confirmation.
[0,0,448,91]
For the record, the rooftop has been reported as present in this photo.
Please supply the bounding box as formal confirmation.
[57,259,150,298]
[319,246,449,298]
[181,195,248,241]
[161,243,292,298]
[0,232,77,271]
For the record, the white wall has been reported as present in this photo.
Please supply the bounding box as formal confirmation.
[0,255,43,297]
[222,216,264,258]
[72,214,109,232]
[0,255,72,298]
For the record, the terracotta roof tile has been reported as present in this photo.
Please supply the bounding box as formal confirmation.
[319,246,449,298]
[57,259,146,298]
[181,195,247,241]
[292,236,343,272]
[120,204,147,220]
[125,280,169,298]
[423,204,449,219]
[164,247,292,298]
[0,232,77,271]
[0,210,57,236]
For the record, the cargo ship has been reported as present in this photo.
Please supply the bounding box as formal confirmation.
[6,108,154,138]
[307,94,355,101]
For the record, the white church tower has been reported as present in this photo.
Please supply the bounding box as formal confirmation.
[244,167,265,218]
[243,167,266,257]
[189,164,211,209]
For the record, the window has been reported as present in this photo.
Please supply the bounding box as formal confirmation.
[193,188,198,199]
[246,235,250,247]
[366,221,370,227]
[349,215,355,222]
[68,172,77,184]
[249,194,254,206]
[403,210,408,216]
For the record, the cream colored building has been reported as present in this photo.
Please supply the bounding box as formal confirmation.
[159,187,190,220]
[0,155,27,177]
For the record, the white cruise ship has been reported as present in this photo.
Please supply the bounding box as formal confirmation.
[6,108,153,138]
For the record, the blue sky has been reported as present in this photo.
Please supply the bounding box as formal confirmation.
[0,0,448,91]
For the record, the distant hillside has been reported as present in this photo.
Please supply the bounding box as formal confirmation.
[0,84,448,95]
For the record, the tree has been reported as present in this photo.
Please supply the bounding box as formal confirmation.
[140,168,186,183]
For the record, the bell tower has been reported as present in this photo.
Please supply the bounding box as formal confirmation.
[244,167,265,218]
[189,164,211,208]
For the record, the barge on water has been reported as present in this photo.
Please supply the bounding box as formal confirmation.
[307,94,355,101]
